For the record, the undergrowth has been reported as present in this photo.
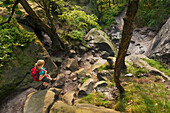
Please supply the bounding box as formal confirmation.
[0,17,34,73]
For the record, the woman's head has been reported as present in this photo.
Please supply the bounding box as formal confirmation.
[35,60,45,69]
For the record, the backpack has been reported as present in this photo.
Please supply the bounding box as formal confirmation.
[31,67,44,81]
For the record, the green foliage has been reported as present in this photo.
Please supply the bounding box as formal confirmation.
[0,17,34,72]
[102,4,125,27]
[59,9,101,30]
[97,62,112,72]
[79,92,112,108]
[136,0,170,28]
[70,30,84,41]
[142,58,170,76]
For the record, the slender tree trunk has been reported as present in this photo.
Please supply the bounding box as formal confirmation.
[112,0,115,5]
[109,0,111,7]
[19,0,64,50]
[114,0,139,94]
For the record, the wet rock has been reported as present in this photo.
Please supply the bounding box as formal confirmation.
[78,78,94,97]
[62,91,76,105]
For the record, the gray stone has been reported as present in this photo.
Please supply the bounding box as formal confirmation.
[97,70,114,81]
[24,88,59,113]
[86,28,117,56]
[66,58,79,72]
[62,91,76,105]
[147,17,170,65]
[100,51,110,59]
[55,73,66,88]
[75,68,86,82]
[78,78,94,97]
[94,81,108,90]
[50,102,119,113]
[0,88,37,113]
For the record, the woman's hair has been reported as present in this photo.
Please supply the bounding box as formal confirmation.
[35,60,45,69]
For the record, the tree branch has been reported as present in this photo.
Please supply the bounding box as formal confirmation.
[32,0,44,9]
[0,0,19,25]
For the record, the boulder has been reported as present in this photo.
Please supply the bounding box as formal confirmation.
[78,78,94,97]
[147,17,170,65]
[97,70,114,81]
[0,88,37,113]
[133,59,170,81]
[66,58,79,72]
[62,91,76,105]
[94,81,108,91]
[50,102,119,113]
[54,73,66,88]
[24,88,61,113]
[75,68,86,82]
[86,28,117,56]
[0,37,58,103]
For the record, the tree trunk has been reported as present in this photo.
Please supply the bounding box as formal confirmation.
[109,0,111,7]
[112,0,115,5]
[19,0,64,50]
[114,0,139,94]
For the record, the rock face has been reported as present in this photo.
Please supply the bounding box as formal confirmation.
[147,17,170,65]
[86,28,117,56]
[0,37,58,103]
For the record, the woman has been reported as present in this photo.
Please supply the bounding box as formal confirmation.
[35,59,56,88]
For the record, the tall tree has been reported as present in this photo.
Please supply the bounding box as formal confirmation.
[114,0,139,94]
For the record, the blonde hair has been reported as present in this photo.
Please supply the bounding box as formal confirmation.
[35,60,45,69]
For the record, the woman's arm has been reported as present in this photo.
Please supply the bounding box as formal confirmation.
[39,74,45,81]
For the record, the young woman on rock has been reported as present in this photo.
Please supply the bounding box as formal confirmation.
[35,59,56,88]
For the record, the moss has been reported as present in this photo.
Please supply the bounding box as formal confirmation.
[97,62,110,72]
[142,58,170,76]
[79,92,113,108]
[81,77,90,84]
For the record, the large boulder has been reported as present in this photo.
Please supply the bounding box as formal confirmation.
[24,88,61,113]
[147,17,170,65]
[50,102,119,113]
[0,88,37,113]
[86,28,117,56]
[0,37,58,103]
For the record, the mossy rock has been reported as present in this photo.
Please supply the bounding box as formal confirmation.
[0,37,58,103]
